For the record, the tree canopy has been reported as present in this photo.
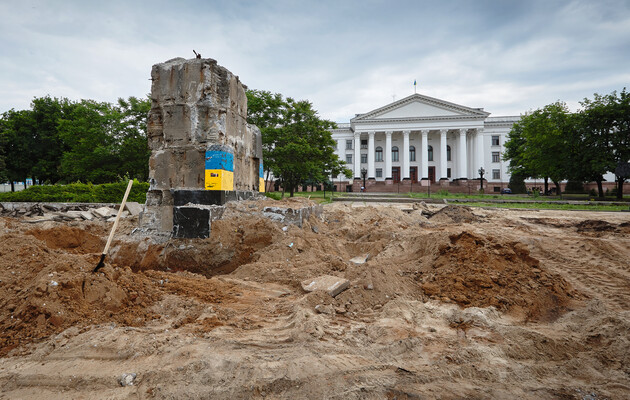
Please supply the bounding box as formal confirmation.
[246,89,351,196]
[503,101,573,194]
[503,89,629,198]
[0,96,150,188]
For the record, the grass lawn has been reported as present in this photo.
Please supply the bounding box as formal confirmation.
[460,201,629,212]
[265,191,338,204]
[265,191,628,210]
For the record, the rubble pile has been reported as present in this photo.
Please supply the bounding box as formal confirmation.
[0,202,143,222]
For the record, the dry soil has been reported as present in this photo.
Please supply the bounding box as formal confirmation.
[0,199,629,399]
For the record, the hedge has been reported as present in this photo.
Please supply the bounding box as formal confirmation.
[0,180,149,203]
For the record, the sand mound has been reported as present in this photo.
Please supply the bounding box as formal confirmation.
[418,231,579,321]
[575,219,616,232]
[429,205,478,223]
[26,226,105,253]
[0,230,163,356]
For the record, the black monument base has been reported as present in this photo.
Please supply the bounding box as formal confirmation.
[171,190,260,239]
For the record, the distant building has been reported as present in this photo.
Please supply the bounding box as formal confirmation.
[331,93,519,193]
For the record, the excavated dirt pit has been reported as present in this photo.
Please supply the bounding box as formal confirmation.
[0,199,629,399]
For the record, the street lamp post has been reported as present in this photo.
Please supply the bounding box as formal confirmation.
[360,168,367,192]
[478,167,485,192]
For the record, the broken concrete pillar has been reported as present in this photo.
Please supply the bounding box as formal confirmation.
[139,57,264,238]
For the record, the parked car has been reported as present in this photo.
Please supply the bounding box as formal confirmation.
[501,188,512,194]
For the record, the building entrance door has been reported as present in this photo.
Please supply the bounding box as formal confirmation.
[410,166,418,182]
[428,166,436,183]
[392,167,401,183]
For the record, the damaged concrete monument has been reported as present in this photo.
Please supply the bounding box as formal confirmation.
[139,57,264,238]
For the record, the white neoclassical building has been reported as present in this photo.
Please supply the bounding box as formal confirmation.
[331,93,519,193]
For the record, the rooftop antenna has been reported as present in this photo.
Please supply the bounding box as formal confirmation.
[414,79,417,94]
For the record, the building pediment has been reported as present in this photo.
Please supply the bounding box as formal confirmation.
[351,93,490,123]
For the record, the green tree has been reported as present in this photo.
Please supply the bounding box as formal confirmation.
[57,97,150,184]
[1,109,37,190]
[1,95,150,187]
[580,88,630,199]
[246,90,288,191]
[115,97,151,181]
[503,118,537,178]
[0,117,8,183]
[246,90,350,197]
[58,100,121,183]
[0,97,73,188]
[571,109,609,197]
[30,96,70,184]
[504,102,573,194]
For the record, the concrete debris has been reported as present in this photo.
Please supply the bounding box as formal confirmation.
[314,304,334,314]
[412,201,433,216]
[262,205,323,228]
[125,202,143,216]
[1,202,140,221]
[65,211,84,219]
[349,254,369,265]
[92,207,115,219]
[119,373,137,387]
[301,275,350,297]
[80,211,94,221]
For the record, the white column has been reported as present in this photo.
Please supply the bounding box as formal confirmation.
[420,130,429,180]
[403,130,410,179]
[385,131,392,179]
[459,129,468,179]
[475,128,485,172]
[337,139,344,180]
[440,129,448,180]
[367,131,375,178]
[354,132,361,179]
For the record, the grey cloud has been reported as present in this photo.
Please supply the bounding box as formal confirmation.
[0,0,628,123]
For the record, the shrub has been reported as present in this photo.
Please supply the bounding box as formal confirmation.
[0,180,149,203]
[264,192,282,200]
[508,174,527,194]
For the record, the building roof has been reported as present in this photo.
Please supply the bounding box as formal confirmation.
[351,93,490,124]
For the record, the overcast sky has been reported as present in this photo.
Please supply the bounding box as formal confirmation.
[1,0,629,122]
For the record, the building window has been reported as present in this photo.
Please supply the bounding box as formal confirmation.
[493,186,501,193]
[376,168,382,178]
[361,139,368,149]
[409,146,416,162]
[375,146,383,162]
[492,135,500,146]
[492,169,500,180]
[346,154,352,164]
[428,145,433,161]
[447,168,451,178]
[492,151,500,163]
[392,146,399,162]
[361,153,367,164]
[346,140,353,150]
[447,145,451,161]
